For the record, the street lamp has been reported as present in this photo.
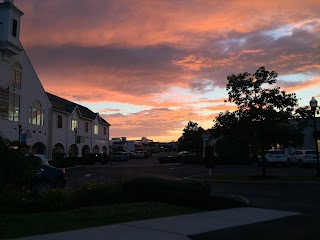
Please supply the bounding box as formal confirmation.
[309,97,320,177]
[74,128,78,158]
[17,122,23,148]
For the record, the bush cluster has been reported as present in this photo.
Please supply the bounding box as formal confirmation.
[0,177,247,213]
[0,137,40,189]
[122,177,210,208]
[50,157,77,168]
[50,154,106,168]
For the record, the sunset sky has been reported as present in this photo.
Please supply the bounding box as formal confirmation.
[15,0,320,142]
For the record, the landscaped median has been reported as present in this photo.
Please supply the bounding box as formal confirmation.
[0,177,247,239]
[186,174,320,183]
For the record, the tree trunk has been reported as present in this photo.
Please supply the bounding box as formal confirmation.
[261,147,267,177]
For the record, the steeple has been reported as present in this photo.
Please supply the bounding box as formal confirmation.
[0,0,24,61]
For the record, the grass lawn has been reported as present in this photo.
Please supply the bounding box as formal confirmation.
[0,202,201,239]
[190,174,320,182]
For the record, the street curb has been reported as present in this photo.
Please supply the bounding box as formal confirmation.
[183,177,251,206]
[65,162,182,169]
[211,193,251,206]
[183,176,320,185]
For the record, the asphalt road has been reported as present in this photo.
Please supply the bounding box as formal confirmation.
[64,152,320,239]
[190,181,320,240]
[65,152,318,189]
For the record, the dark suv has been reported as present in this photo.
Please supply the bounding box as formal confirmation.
[31,154,66,194]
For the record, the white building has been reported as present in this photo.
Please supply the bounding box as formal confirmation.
[0,0,110,159]
[286,118,320,154]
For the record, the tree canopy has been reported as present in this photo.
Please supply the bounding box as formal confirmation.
[178,121,205,155]
[213,66,310,175]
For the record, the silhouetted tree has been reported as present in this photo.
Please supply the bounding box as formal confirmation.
[213,66,310,176]
[178,121,205,155]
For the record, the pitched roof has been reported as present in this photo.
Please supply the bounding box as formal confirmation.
[46,92,110,126]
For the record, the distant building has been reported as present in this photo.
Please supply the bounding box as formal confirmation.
[286,118,320,154]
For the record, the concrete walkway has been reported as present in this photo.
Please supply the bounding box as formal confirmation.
[16,207,300,240]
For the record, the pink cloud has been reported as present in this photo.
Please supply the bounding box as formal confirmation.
[11,0,320,141]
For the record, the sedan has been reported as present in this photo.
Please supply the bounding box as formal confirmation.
[30,154,66,195]
[258,150,288,167]
[112,152,129,161]
[287,150,318,167]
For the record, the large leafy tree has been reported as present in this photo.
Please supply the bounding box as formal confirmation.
[213,66,309,176]
[178,121,205,155]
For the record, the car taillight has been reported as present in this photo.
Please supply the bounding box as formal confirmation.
[61,168,65,175]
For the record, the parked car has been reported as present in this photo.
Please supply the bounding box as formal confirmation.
[287,150,318,167]
[112,152,129,161]
[134,151,145,159]
[129,151,137,159]
[30,154,66,194]
[257,149,288,167]
[177,151,194,157]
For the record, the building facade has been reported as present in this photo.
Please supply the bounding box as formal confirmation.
[0,0,110,159]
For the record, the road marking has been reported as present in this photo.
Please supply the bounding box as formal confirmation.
[84,174,93,177]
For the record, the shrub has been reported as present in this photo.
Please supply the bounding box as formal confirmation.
[77,154,99,165]
[1,177,247,213]
[74,181,123,208]
[122,177,212,208]
[0,137,40,188]
[52,152,65,162]
[0,186,30,213]
[50,157,77,168]
[32,189,74,212]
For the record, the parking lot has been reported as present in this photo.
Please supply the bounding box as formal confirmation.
[64,152,319,189]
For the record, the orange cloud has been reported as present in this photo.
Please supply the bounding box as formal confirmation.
[280,77,320,93]
[12,0,320,141]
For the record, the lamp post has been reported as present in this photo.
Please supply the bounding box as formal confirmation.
[310,97,320,177]
[18,122,22,148]
[74,128,78,158]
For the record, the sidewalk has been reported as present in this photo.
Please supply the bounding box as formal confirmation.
[16,207,300,240]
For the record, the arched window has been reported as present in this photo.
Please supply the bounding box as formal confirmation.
[93,145,99,154]
[29,101,44,125]
[10,62,21,89]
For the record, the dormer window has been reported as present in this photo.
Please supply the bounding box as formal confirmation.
[71,119,78,131]
[12,18,17,37]
[94,125,99,135]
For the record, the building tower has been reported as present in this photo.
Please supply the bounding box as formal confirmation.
[0,0,23,62]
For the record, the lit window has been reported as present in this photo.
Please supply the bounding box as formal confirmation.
[57,115,62,128]
[29,101,44,125]
[8,92,19,121]
[10,62,21,89]
[71,119,78,131]
[94,125,98,135]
